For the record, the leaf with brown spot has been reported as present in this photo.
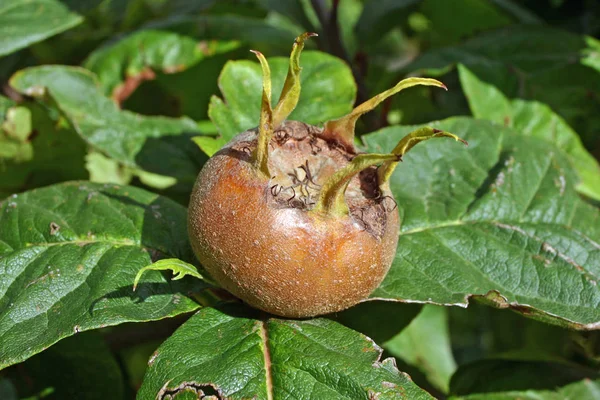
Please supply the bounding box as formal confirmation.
[139,306,433,399]
[0,182,210,369]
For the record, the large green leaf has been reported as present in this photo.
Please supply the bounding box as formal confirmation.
[405,27,600,147]
[457,64,600,201]
[0,182,208,369]
[364,117,600,329]
[385,305,456,393]
[203,51,356,155]
[84,30,238,101]
[8,66,206,192]
[138,306,433,399]
[4,332,124,399]
[452,379,600,400]
[153,14,301,54]
[0,0,83,57]
[418,0,514,47]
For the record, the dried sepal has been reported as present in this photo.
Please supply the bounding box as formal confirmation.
[250,50,273,177]
[377,127,468,185]
[322,78,448,151]
[314,153,400,217]
[272,32,318,128]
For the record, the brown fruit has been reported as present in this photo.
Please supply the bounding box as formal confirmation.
[188,34,466,318]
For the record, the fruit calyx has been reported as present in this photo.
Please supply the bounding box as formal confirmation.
[249,33,467,220]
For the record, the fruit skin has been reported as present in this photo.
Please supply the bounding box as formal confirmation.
[188,122,399,318]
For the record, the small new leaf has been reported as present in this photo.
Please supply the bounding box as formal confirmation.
[133,259,207,291]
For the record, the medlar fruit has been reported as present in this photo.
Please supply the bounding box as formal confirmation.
[188,33,466,317]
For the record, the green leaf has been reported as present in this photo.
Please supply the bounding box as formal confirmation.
[0,182,208,369]
[254,0,318,33]
[204,51,356,156]
[0,0,83,57]
[355,0,421,44]
[153,14,301,54]
[134,258,208,291]
[418,0,515,47]
[138,306,434,399]
[488,0,543,24]
[5,332,124,399]
[8,66,207,192]
[452,379,600,400]
[458,64,600,201]
[329,301,422,345]
[448,303,574,367]
[364,117,600,329]
[448,359,598,397]
[0,102,87,196]
[84,29,239,100]
[0,95,14,120]
[0,378,17,400]
[85,151,133,185]
[405,26,600,148]
[385,305,456,393]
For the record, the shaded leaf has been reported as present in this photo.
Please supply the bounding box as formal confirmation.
[84,29,238,102]
[329,301,422,345]
[0,0,83,57]
[453,378,600,400]
[0,182,208,369]
[5,332,124,399]
[404,26,600,148]
[449,359,598,396]
[152,14,301,54]
[385,305,456,393]
[355,0,421,44]
[203,51,356,156]
[448,302,575,367]
[0,101,87,197]
[364,117,600,329]
[138,306,433,399]
[458,63,600,201]
[418,0,515,47]
[488,0,543,24]
[9,66,206,192]
[254,0,317,33]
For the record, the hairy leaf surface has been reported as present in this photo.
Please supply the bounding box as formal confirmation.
[0,182,207,369]
[365,117,600,329]
[139,306,433,400]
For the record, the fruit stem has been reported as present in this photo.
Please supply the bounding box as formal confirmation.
[272,32,318,128]
[251,50,273,177]
[313,153,400,217]
[322,78,448,151]
[377,127,468,185]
